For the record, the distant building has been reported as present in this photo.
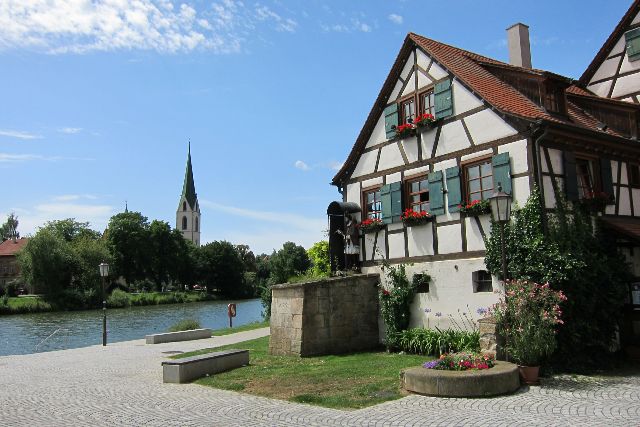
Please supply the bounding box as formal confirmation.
[0,238,28,291]
[176,143,201,247]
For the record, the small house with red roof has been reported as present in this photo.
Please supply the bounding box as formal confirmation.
[0,238,29,292]
[328,2,640,329]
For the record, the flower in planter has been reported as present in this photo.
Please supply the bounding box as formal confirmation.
[401,208,432,226]
[357,218,385,233]
[578,191,615,212]
[394,123,415,138]
[423,352,496,371]
[458,199,491,216]
[414,113,437,128]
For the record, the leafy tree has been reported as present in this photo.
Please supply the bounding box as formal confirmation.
[147,220,183,291]
[269,242,311,284]
[307,241,330,277]
[484,189,630,370]
[41,218,100,242]
[0,213,19,241]
[105,212,150,285]
[235,244,257,272]
[70,235,111,296]
[198,241,247,298]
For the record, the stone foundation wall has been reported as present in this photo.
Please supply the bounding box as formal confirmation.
[478,316,505,360]
[269,274,380,357]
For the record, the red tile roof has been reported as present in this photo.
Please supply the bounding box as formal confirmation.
[0,238,29,256]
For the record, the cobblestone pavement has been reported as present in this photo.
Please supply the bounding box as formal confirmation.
[1,328,639,426]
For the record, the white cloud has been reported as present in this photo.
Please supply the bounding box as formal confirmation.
[388,14,403,25]
[327,160,343,171]
[295,160,310,171]
[0,0,298,54]
[321,18,374,34]
[52,194,98,202]
[0,153,94,163]
[353,19,371,33]
[0,129,43,140]
[58,127,82,134]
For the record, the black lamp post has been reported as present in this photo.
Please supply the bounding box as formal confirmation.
[489,184,512,281]
[99,262,110,346]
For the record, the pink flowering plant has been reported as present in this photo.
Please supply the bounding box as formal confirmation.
[491,279,567,366]
[423,352,495,371]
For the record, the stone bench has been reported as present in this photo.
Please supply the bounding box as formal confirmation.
[146,328,212,344]
[162,349,249,383]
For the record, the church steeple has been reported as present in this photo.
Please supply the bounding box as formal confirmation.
[176,141,201,247]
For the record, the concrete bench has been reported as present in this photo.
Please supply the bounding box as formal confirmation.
[162,349,249,383]
[146,328,212,344]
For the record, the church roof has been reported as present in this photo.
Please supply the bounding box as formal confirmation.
[181,143,198,209]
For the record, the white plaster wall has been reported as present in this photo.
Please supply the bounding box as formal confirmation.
[416,49,431,70]
[512,176,531,208]
[464,109,517,145]
[461,149,492,162]
[417,71,433,90]
[606,203,616,216]
[346,183,361,205]
[386,172,402,184]
[363,231,386,261]
[592,56,622,82]
[435,121,471,157]
[587,80,613,98]
[378,144,405,171]
[465,215,491,251]
[541,148,563,174]
[633,10,640,25]
[407,224,434,256]
[401,71,416,97]
[620,162,629,185]
[619,187,632,216]
[389,80,403,102]
[452,81,483,115]
[366,115,387,148]
[611,73,639,98]
[388,232,405,259]
[402,138,419,164]
[420,127,437,158]
[428,61,448,81]
[400,52,414,81]
[498,139,528,174]
[633,189,640,216]
[351,150,378,178]
[437,224,462,254]
[362,177,383,189]
[620,54,640,74]
[543,176,557,208]
[610,36,626,56]
[404,165,430,177]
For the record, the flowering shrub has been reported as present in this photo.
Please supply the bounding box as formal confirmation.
[401,209,432,226]
[578,191,615,212]
[394,123,415,138]
[414,113,436,127]
[459,199,491,216]
[491,279,567,366]
[423,352,495,371]
[379,263,416,350]
[357,218,384,233]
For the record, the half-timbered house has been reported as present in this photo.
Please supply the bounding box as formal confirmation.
[330,7,640,329]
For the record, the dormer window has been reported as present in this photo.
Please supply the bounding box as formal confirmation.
[543,82,566,115]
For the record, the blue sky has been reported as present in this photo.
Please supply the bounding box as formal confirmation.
[0,0,633,254]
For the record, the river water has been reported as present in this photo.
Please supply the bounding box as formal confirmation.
[0,298,264,356]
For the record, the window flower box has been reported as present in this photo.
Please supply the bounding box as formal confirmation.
[459,199,491,217]
[414,113,438,129]
[578,191,615,212]
[357,218,385,234]
[393,123,416,138]
[401,209,433,227]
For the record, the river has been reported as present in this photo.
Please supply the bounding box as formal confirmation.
[0,298,264,356]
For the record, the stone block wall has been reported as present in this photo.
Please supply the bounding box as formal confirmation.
[478,316,505,360]
[269,274,380,357]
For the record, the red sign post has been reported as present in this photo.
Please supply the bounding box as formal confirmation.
[227,303,237,328]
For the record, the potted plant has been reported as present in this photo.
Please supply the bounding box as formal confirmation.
[401,208,432,227]
[459,199,491,217]
[394,123,415,138]
[491,280,567,385]
[357,218,385,234]
[414,113,437,129]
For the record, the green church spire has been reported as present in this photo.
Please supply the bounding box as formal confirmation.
[181,142,197,209]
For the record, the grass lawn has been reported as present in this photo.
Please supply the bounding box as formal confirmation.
[173,336,427,409]
[210,320,269,336]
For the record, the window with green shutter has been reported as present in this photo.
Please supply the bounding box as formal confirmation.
[434,78,453,119]
[445,166,462,212]
[384,104,399,139]
[625,28,640,62]
[381,182,403,224]
[491,153,512,195]
[463,158,494,202]
[428,171,445,216]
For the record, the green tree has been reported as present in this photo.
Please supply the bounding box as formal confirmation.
[41,218,100,242]
[105,212,150,285]
[0,213,19,241]
[70,235,111,302]
[147,220,182,291]
[269,242,311,284]
[307,241,330,277]
[198,241,247,298]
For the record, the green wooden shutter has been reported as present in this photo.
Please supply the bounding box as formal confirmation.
[434,78,453,119]
[625,28,640,62]
[491,153,512,195]
[564,151,579,201]
[428,171,445,216]
[384,104,399,139]
[381,182,403,224]
[600,158,614,197]
[446,166,462,213]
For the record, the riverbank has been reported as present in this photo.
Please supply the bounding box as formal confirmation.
[0,291,226,316]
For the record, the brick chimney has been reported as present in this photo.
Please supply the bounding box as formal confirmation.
[506,23,532,69]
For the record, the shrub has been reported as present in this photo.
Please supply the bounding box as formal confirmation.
[395,328,480,356]
[107,289,131,308]
[379,263,416,350]
[5,283,17,298]
[130,292,156,306]
[168,319,201,332]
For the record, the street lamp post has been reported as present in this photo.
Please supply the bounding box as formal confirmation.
[489,184,512,281]
[99,262,110,346]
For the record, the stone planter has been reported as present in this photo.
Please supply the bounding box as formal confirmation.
[518,365,540,385]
